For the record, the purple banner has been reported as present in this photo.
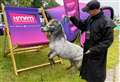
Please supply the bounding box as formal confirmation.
[63,0,80,19]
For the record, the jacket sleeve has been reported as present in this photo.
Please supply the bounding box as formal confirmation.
[70,16,87,31]
[89,19,114,53]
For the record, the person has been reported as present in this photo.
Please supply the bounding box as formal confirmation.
[69,0,115,82]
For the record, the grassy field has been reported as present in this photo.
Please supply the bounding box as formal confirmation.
[0,30,119,82]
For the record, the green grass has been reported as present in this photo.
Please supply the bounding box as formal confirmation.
[0,31,119,82]
[107,30,119,68]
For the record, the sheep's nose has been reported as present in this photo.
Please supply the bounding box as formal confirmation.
[41,27,44,32]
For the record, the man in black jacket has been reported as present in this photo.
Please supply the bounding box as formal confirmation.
[70,0,115,82]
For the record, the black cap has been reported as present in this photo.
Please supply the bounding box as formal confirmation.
[82,0,100,12]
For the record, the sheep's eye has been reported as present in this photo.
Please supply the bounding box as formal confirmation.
[50,26,55,28]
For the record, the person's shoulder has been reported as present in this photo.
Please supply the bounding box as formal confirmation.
[96,15,106,25]
[103,16,116,28]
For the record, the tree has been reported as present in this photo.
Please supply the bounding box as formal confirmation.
[3,0,32,7]
[17,0,32,7]
[2,0,59,8]
[32,0,42,8]
[48,0,55,2]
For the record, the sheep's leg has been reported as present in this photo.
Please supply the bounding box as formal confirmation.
[48,50,57,65]
[74,60,82,70]
[66,60,74,70]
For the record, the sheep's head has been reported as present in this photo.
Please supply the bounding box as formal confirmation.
[41,19,62,34]
[41,19,64,39]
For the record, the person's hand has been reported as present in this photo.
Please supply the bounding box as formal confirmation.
[85,50,91,55]
[63,16,69,21]
[63,15,71,18]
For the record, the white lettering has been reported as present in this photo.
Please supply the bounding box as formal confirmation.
[13,16,35,23]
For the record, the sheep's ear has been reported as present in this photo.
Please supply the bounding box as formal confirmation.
[52,20,58,25]
[49,19,56,24]
[51,19,56,22]
[47,19,55,26]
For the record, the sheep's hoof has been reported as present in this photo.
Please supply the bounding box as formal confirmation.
[49,59,55,65]
[66,65,73,70]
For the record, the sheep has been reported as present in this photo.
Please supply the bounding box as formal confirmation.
[41,18,83,70]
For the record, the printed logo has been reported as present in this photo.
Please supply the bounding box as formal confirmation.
[10,13,37,24]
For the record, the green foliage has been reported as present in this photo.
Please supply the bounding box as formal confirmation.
[3,0,32,7]
[18,0,32,7]
[46,1,60,8]
[32,0,42,8]
[32,0,60,8]
[2,0,60,8]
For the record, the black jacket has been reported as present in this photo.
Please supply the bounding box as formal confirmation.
[70,11,115,82]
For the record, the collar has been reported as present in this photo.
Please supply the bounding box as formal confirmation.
[91,11,104,19]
